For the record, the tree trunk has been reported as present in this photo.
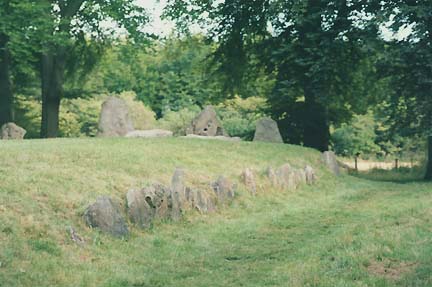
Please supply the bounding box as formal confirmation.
[424,136,432,180]
[0,33,13,126]
[40,51,65,138]
[303,86,329,152]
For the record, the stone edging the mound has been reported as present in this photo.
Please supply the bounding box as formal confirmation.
[82,164,317,239]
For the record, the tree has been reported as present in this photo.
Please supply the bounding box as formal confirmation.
[377,0,432,179]
[0,1,44,126]
[164,0,377,151]
[38,0,149,138]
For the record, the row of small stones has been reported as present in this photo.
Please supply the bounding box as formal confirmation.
[80,164,317,239]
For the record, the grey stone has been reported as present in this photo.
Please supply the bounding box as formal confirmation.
[126,183,170,229]
[322,151,340,175]
[170,168,187,221]
[182,134,241,141]
[84,196,128,238]
[253,117,283,143]
[266,166,278,186]
[211,176,235,204]
[186,106,225,136]
[1,123,26,140]
[276,163,297,190]
[304,165,317,184]
[125,129,173,138]
[187,189,216,213]
[241,168,257,195]
[97,97,134,137]
[67,226,85,246]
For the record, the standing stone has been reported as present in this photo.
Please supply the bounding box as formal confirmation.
[293,169,307,187]
[126,183,170,229]
[241,168,257,195]
[304,165,317,184]
[97,97,134,137]
[187,189,216,213]
[276,163,297,190]
[1,123,26,140]
[83,196,128,238]
[186,106,225,136]
[253,117,283,143]
[266,166,278,187]
[170,168,187,221]
[322,151,340,175]
[211,176,235,204]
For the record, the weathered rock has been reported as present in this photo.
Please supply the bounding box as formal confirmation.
[182,134,241,141]
[126,183,170,229]
[186,106,225,136]
[211,176,235,204]
[97,97,134,137]
[170,168,187,221]
[322,151,340,175]
[187,188,216,213]
[253,117,283,143]
[293,169,307,187]
[304,165,317,184]
[1,123,26,140]
[125,129,173,138]
[276,163,297,190]
[84,196,128,237]
[241,168,257,195]
[266,166,278,186]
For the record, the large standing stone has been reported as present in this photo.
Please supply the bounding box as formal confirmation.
[1,123,26,140]
[211,176,235,204]
[187,188,216,213]
[322,151,340,175]
[84,196,128,238]
[126,183,170,229]
[241,168,257,195]
[253,117,283,143]
[186,106,225,136]
[170,168,187,221]
[97,97,134,137]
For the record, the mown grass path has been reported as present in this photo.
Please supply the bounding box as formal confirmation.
[0,139,431,286]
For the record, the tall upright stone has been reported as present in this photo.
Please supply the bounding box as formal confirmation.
[1,123,26,140]
[322,151,340,175]
[253,117,283,143]
[170,168,187,221]
[97,97,134,137]
[186,106,225,136]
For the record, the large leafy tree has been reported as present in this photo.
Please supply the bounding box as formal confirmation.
[377,0,432,179]
[165,0,377,151]
[38,0,149,137]
[0,1,44,126]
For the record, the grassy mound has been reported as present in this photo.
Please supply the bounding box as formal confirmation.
[0,138,431,286]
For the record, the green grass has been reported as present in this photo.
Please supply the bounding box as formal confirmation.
[0,138,431,287]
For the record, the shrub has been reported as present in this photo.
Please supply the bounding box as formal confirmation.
[157,106,201,136]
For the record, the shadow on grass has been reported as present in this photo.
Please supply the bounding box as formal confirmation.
[350,166,426,183]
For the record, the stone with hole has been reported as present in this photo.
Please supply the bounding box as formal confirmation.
[84,196,128,238]
[1,123,26,140]
[126,183,170,229]
[97,97,134,137]
[253,117,283,143]
[186,105,225,136]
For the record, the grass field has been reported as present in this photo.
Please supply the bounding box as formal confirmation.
[1,138,431,287]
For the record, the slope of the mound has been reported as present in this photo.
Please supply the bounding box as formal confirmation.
[0,138,431,287]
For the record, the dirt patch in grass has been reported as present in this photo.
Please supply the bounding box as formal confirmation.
[367,259,417,280]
